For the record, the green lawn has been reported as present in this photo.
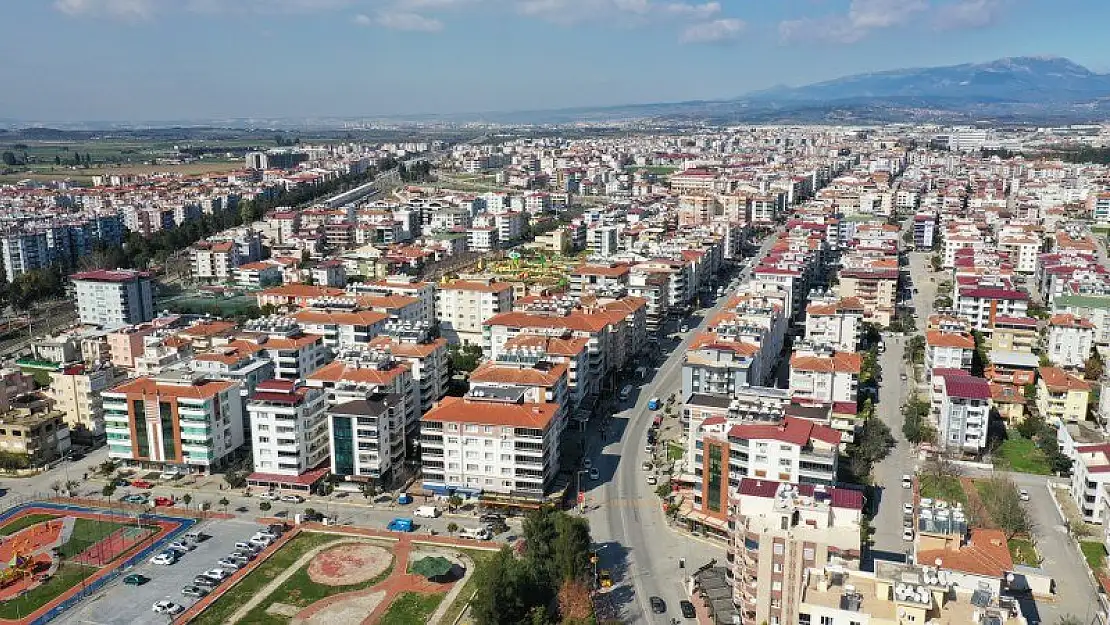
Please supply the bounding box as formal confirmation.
[1008,538,1039,567]
[667,443,685,462]
[1081,541,1107,572]
[238,542,395,624]
[191,533,368,625]
[58,518,126,559]
[438,549,496,625]
[995,436,1052,475]
[0,563,97,620]
[0,513,58,536]
[379,592,446,625]
[918,474,967,506]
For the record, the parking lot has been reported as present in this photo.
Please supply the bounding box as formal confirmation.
[53,517,268,625]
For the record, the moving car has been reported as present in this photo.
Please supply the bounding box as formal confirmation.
[122,573,148,586]
[152,601,183,615]
[647,397,661,410]
[150,551,177,565]
[130,480,153,489]
[182,585,209,598]
[387,518,414,532]
[1019,489,1030,501]
[901,475,913,489]
[650,596,666,614]
[679,324,689,333]
[599,569,613,588]
[679,600,697,619]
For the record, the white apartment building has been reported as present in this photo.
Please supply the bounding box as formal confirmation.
[246,379,329,490]
[931,369,991,454]
[328,392,406,486]
[419,395,561,501]
[1072,443,1110,524]
[956,286,1029,330]
[241,317,330,380]
[587,225,620,257]
[291,309,390,348]
[103,370,244,472]
[436,278,514,346]
[0,231,51,282]
[72,269,154,328]
[467,227,498,252]
[997,234,1041,274]
[924,330,975,374]
[191,240,240,282]
[789,351,861,406]
[1048,313,1095,369]
[349,276,437,327]
[804,297,863,352]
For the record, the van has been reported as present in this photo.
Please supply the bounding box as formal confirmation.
[619,385,633,401]
[459,526,491,540]
[413,506,440,519]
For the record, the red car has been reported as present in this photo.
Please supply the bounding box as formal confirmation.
[153,497,175,507]
[131,480,153,489]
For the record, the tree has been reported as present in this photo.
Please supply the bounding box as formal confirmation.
[98,459,118,476]
[922,457,962,483]
[844,418,895,481]
[1086,353,1104,381]
[930,254,943,272]
[218,497,230,512]
[224,470,247,489]
[979,476,1034,539]
[360,482,377,499]
[446,522,459,534]
[1,151,16,166]
[50,481,62,497]
[182,493,192,510]
[902,396,936,445]
[102,483,117,499]
[471,547,547,625]
[552,514,592,583]
[259,501,272,512]
[447,495,463,511]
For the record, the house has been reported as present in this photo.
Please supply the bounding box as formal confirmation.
[1037,366,1091,424]
[1047,313,1096,369]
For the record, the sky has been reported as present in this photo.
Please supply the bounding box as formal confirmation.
[1,0,1109,122]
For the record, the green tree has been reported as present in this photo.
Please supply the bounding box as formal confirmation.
[551,514,592,583]
[259,501,272,512]
[1,151,16,166]
[446,522,458,534]
[98,459,118,476]
[902,396,936,445]
[471,547,547,625]
[102,483,117,499]
[218,497,230,512]
[1085,352,1104,381]
[182,493,192,510]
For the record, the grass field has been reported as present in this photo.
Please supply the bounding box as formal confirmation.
[0,562,97,620]
[1082,541,1107,573]
[918,474,967,505]
[0,513,59,536]
[994,436,1052,475]
[0,161,241,186]
[191,532,344,625]
[238,541,395,624]
[1008,538,1039,567]
[59,518,127,559]
[378,592,446,625]
[667,443,685,462]
[438,548,496,625]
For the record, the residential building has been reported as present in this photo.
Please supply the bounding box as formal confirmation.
[290,309,390,349]
[191,240,240,283]
[837,267,897,327]
[102,370,245,472]
[683,333,766,396]
[246,379,329,492]
[804,297,863,352]
[437,278,514,346]
[924,330,975,374]
[328,393,405,486]
[913,213,936,249]
[986,316,1039,353]
[0,397,71,466]
[420,395,562,503]
[956,286,1028,330]
[1047,313,1096,369]
[241,317,330,380]
[0,368,35,413]
[729,479,863,625]
[931,369,991,454]
[71,269,154,328]
[46,363,119,443]
[789,350,861,406]
[1037,366,1091,423]
[1071,443,1110,524]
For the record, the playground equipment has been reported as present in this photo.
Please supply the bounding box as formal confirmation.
[0,551,35,588]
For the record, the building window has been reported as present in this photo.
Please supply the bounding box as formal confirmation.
[773,543,784,555]
[821,618,833,625]
[706,444,724,513]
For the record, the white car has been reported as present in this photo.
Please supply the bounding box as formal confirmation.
[159,470,181,481]
[901,475,913,489]
[202,568,230,581]
[902,502,914,516]
[902,527,914,541]
[169,540,194,551]
[680,324,690,333]
[234,542,259,553]
[152,601,183,615]
[280,494,305,503]
[217,557,244,570]
[259,491,281,501]
[1019,489,1030,501]
[150,552,177,565]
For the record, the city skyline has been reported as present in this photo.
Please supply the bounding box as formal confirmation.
[3,0,1110,121]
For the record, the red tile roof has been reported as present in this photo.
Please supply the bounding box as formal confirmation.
[727,416,841,447]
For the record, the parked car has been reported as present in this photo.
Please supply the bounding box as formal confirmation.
[121,494,148,505]
[130,480,153,489]
[478,513,504,525]
[122,573,148,586]
[159,470,181,481]
[647,397,661,410]
[152,601,183,615]
[589,468,600,480]
[150,552,177,566]
[233,542,259,554]
[646,475,658,486]
[115,478,131,487]
[217,557,244,570]
[182,585,209,598]
[650,596,667,614]
[901,475,913,489]
[413,506,440,519]
[153,496,174,507]
[193,576,218,589]
[1019,489,1030,501]
[202,568,230,581]
[169,540,194,551]
[679,600,697,619]
[184,531,204,543]
[902,502,914,515]
[387,518,414,532]
[280,494,304,503]
[902,527,914,541]
[459,526,491,540]
[260,491,281,501]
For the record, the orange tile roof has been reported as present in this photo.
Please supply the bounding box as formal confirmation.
[689,332,760,356]
[926,330,976,350]
[308,360,410,385]
[470,362,568,387]
[108,377,235,400]
[258,333,323,350]
[572,264,630,278]
[503,333,589,357]
[292,310,390,326]
[806,297,864,316]
[179,320,237,338]
[366,336,446,358]
[422,396,556,429]
[789,352,862,374]
[356,294,421,309]
[260,284,346,298]
[1049,313,1096,329]
[917,528,1014,579]
[989,383,1026,404]
[1039,366,1092,392]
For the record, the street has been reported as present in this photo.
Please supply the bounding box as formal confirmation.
[583,230,781,623]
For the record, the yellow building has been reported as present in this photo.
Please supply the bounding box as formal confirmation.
[1037,366,1091,423]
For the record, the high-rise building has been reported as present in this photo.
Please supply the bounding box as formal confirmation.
[72,269,154,328]
[245,379,329,491]
[328,393,404,487]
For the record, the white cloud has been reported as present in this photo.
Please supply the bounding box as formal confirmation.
[780,0,928,44]
[932,0,1004,30]
[54,0,155,20]
[680,17,744,44]
[375,11,445,31]
[353,12,373,25]
[185,0,354,14]
[514,0,722,25]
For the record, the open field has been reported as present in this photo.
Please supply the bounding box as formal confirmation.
[58,517,128,558]
[918,474,967,505]
[0,160,242,185]
[994,436,1052,475]
[379,592,446,625]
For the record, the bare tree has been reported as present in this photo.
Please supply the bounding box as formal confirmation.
[980,476,1034,540]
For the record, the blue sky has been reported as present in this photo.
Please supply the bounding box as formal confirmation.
[2,0,1108,121]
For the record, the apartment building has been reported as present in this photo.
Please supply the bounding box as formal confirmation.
[245,379,329,491]
[931,369,991,454]
[684,333,765,396]
[1037,366,1091,423]
[350,276,438,327]
[328,393,406,486]
[419,395,562,503]
[1047,313,1095,369]
[467,226,498,252]
[729,479,863,625]
[469,362,569,426]
[569,264,630,298]
[103,370,244,472]
[924,330,975,374]
[956,286,1029,330]
[837,267,897,327]
[804,297,863,352]
[500,334,591,414]
[241,317,330,380]
[191,240,240,282]
[436,278,514,346]
[235,261,283,289]
[0,397,71,466]
[789,351,861,406]
[72,269,154,328]
[367,332,449,416]
[0,231,51,282]
[290,309,390,349]
[986,316,1039,353]
[1071,443,1110,524]
[913,213,936,250]
[46,363,120,443]
[0,368,35,413]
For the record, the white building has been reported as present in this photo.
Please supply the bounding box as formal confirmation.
[924,330,975,374]
[436,278,514,346]
[1072,443,1110,524]
[246,379,329,490]
[931,369,991,455]
[1048,313,1096,369]
[72,270,154,328]
[467,227,498,252]
[804,297,863,352]
[789,351,861,406]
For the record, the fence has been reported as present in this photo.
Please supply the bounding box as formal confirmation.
[0,500,195,625]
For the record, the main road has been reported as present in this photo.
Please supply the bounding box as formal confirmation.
[583,229,781,623]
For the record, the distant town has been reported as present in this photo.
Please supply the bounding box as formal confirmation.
[2,123,1110,625]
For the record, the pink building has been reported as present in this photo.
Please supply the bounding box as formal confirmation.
[0,368,35,412]
[106,324,159,369]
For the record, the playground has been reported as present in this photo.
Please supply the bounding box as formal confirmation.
[482,250,577,291]
[0,503,189,623]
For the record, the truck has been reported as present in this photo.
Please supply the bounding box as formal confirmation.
[386,518,414,532]
[459,526,491,540]
[647,397,661,410]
